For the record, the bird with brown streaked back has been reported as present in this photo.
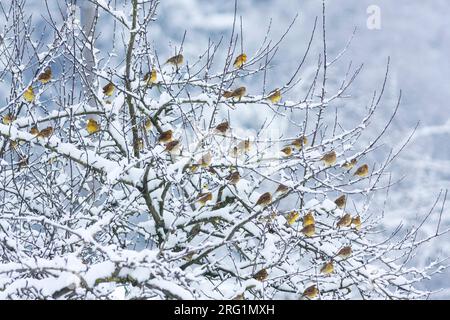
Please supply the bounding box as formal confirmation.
[303,285,319,299]
[321,150,337,166]
[352,216,362,231]
[255,192,272,207]
[2,114,15,125]
[336,213,352,228]
[197,192,213,206]
[226,171,241,185]
[102,82,115,97]
[336,246,352,259]
[342,158,357,169]
[158,130,173,143]
[291,136,308,150]
[214,121,229,134]
[164,140,181,154]
[37,126,53,138]
[354,164,369,177]
[30,126,39,136]
[334,195,346,209]
[233,53,247,69]
[253,268,268,282]
[38,66,52,84]
[165,54,184,67]
[281,146,292,157]
[301,224,315,237]
[275,184,289,195]
[225,86,246,100]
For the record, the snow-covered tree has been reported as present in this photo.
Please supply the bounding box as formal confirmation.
[0,0,447,299]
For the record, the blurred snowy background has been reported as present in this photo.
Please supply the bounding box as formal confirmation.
[5,0,450,298]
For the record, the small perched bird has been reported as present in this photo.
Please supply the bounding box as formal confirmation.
[255,192,272,207]
[226,171,241,185]
[354,164,369,177]
[102,82,115,97]
[197,192,213,206]
[275,184,289,195]
[144,117,152,131]
[86,118,100,134]
[38,66,52,84]
[336,246,352,259]
[233,53,247,69]
[286,211,300,226]
[336,213,352,228]
[225,86,246,100]
[165,54,184,67]
[321,151,337,166]
[37,126,54,138]
[158,130,173,143]
[303,212,315,227]
[320,262,334,275]
[334,195,346,209]
[352,215,362,231]
[2,114,15,125]
[30,126,39,136]
[281,146,292,157]
[237,139,251,153]
[267,89,281,103]
[253,268,268,282]
[214,121,229,134]
[143,69,157,85]
[199,152,212,167]
[24,86,35,102]
[302,285,319,299]
[301,224,315,237]
[164,140,181,154]
[291,136,308,150]
[342,158,357,169]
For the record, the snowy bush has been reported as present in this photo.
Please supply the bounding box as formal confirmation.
[0,0,447,299]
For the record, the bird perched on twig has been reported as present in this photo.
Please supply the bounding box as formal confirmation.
[164,140,181,154]
[102,82,115,97]
[342,158,357,170]
[291,136,308,150]
[354,164,369,177]
[23,86,35,102]
[336,246,352,259]
[321,151,336,166]
[2,114,15,125]
[352,216,362,231]
[303,212,315,227]
[37,126,54,138]
[266,89,281,103]
[214,121,229,135]
[158,130,173,143]
[253,268,268,281]
[38,66,52,84]
[198,152,212,167]
[224,86,246,100]
[275,184,289,195]
[197,192,212,207]
[165,54,184,67]
[233,53,247,69]
[143,69,157,85]
[336,213,352,228]
[334,195,346,209]
[281,146,292,157]
[302,285,319,299]
[286,211,300,225]
[301,224,315,237]
[320,262,334,275]
[226,171,241,185]
[255,192,272,207]
[86,118,100,134]
[30,126,39,136]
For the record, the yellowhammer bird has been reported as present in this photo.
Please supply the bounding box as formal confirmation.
[2,114,15,125]
[286,211,300,226]
[86,118,100,134]
[158,130,173,143]
[267,89,281,103]
[336,213,352,228]
[165,54,184,66]
[143,69,157,85]
[37,126,54,138]
[291,136,308,150]
[214,121,229,134]
[352,215,362,231]
[255,192,272,207]
[253,268,268,281]
[275,184,289,195]
[226,171,241,185]
[342,158,357,169]
[103,82,115,97]
[301,224,316,237]
[197,192,213,206]
[320,261,334,275]
[38,66,52,84]
[225,86,246,100]
[144,117,152,131]
[354,164,369,177]
[30,126,39,136]
[233,53,247,69]
[281,146,292,156]
[334,195,346,209]
[164,139,181,154]
[303,212,315,227]
[321,151,337,166]
[24,86,35,102]
[336,246,352,259]
[303,285,319,299]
